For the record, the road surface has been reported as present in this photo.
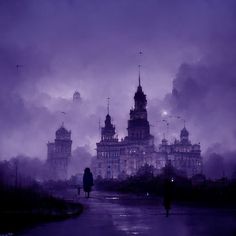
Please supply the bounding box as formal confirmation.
[19,190,236,236]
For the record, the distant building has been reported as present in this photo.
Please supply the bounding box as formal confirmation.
[73,91,81,102]
[47,124,72,180]
[96,113,120,179]
[94,75,202,179]
[158,127,202,177]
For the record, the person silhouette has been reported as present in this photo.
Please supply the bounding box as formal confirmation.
[83,168,94,198]
[163,178,174,217]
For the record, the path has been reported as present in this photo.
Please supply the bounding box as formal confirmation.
[19,190,236,236]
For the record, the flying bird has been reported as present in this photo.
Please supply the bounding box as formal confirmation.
[16,64,23,71]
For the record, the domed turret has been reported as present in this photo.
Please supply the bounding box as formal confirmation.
[161,138,168,145]
[47,123,72,180]
[181,127,189,137]
[73,91,81,102]
[101,114,116,141]
[56,124,71,140]
[100,98,117,142]
[180,126,189,144]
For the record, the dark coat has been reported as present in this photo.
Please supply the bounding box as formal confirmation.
[163,179,174,210]
[83,170,94,192]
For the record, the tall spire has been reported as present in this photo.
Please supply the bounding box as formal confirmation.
[138,64,141,87]
[138,51,143,87]
[61,111,66,127]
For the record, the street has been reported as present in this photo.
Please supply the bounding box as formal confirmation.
[19,191,236,236]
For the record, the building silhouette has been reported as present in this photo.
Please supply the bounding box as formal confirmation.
[47,123,72,180]
[95,76,202,179]
[158,127,202,177]
[73,91,81,102]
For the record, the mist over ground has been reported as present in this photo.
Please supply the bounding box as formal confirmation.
[0,0,236,178]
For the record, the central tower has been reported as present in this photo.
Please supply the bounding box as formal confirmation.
[127,70,150,140]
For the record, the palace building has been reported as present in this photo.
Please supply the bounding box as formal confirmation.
[95,75,202,179]
[47,124,72,180]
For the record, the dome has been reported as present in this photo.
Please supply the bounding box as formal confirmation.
[56,125,71,139]
[162,138,168,145]
[73,91,81,101]
[56,126,68,135]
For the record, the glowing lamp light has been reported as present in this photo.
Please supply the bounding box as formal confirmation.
[161,110,168,116]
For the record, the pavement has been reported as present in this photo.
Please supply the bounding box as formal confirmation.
[19,190,236,236]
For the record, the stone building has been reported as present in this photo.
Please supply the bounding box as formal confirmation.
[73,91,81,103]
[96,113,120,179]
[47,124,72,180]
[118,77,156,177]
[158,127,202,177]
[95,76,202,179]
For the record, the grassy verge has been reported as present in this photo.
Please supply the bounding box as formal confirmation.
[0,186,83,234]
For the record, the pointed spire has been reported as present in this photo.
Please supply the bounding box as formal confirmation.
[138,51,143,87]
[138,64,141,87]
[61,111,66,126]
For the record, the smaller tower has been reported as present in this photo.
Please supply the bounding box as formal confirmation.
[96,99,120,179]
[127,66,150,140]
[47,123,72,180]
[73,91,81,102]
[100,98,117,141]
[101,114,116,141]
[180,126,190,144]
[161,137,168,146]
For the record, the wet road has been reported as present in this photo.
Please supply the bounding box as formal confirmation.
[19,191,236,236]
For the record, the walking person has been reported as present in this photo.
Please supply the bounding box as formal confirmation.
[83,168,94,198]
[163,178,174,217]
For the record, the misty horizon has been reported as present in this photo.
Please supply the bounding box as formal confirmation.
[0,0,236,178]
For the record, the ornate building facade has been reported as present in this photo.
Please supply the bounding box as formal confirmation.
[47,124,72,180]
[158,127,202,177]
[95,77,202,179]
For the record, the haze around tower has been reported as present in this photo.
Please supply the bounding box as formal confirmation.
[0,0,236,177]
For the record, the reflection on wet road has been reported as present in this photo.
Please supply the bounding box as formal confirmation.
[20,191,236,236]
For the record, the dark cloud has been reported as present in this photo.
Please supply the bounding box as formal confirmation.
[166,51,236,151]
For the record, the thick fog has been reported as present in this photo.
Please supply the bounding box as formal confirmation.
[0,0,236,177]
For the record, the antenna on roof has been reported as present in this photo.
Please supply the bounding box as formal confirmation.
[107,97,110,115]
[61,111,66,127]
[138,64,141,86]
[138,51,143,86]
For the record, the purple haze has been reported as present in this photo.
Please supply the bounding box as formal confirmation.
[0,0,236,177]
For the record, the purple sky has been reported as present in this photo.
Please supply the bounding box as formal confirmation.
[0,0,236,166]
